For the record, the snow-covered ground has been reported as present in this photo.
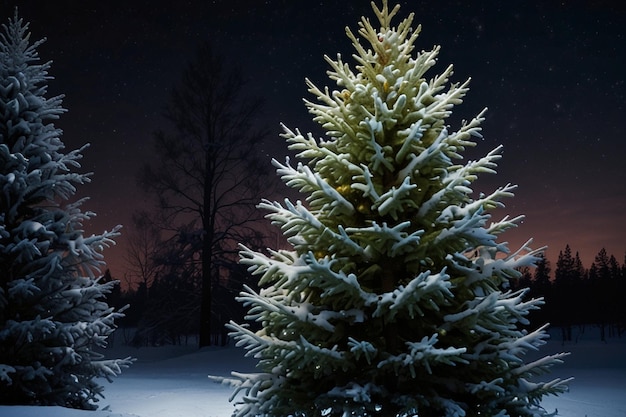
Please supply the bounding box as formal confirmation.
[1,328,624,417]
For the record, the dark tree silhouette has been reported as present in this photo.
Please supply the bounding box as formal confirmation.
[532,254,552,327]
[519,244,624,340]
[139,41,273,347]
[139,241,201,346]
[554,245,578,340]
[607,253,621,337]
[531,255,550,293]
[588,248,611,340]
[570,250,587,329]
[123,211,162,292]
[616,255,626,337]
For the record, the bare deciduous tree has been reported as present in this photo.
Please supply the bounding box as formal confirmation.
[139,41,273,347]
[123,210,162,292]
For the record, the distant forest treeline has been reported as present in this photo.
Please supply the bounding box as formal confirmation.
[105,244,625,346]
[513,245,625,342]
[105,263,251,347]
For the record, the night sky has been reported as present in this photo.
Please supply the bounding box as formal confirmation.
[3,1,625,281]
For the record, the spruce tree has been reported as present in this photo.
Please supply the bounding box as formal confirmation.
[0,12,132,409]
[224,2,570,416]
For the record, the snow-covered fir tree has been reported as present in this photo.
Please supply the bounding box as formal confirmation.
[223,2,570,416]
[0,12,132,410]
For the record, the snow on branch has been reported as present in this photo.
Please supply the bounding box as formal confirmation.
[0,364,15,384]
[256,199,365,257]
[373,176,418,219]
[236,284,337,332]
[345,220,423,258]
[396,125,448,180]
[348,337,378,365]
[239,245,373,307]
[377,334,467,376]
[273,158,354,216]
[351,163,381,201]
[371,268,453,320]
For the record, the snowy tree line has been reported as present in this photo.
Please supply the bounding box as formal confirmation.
[515,245,626,341]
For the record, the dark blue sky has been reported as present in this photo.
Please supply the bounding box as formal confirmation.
[3,0,625,277]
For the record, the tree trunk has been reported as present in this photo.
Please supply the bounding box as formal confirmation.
[199,145,214,348]
[199,250,212,347]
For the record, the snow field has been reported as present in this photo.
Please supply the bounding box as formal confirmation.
[0,328,624,417]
